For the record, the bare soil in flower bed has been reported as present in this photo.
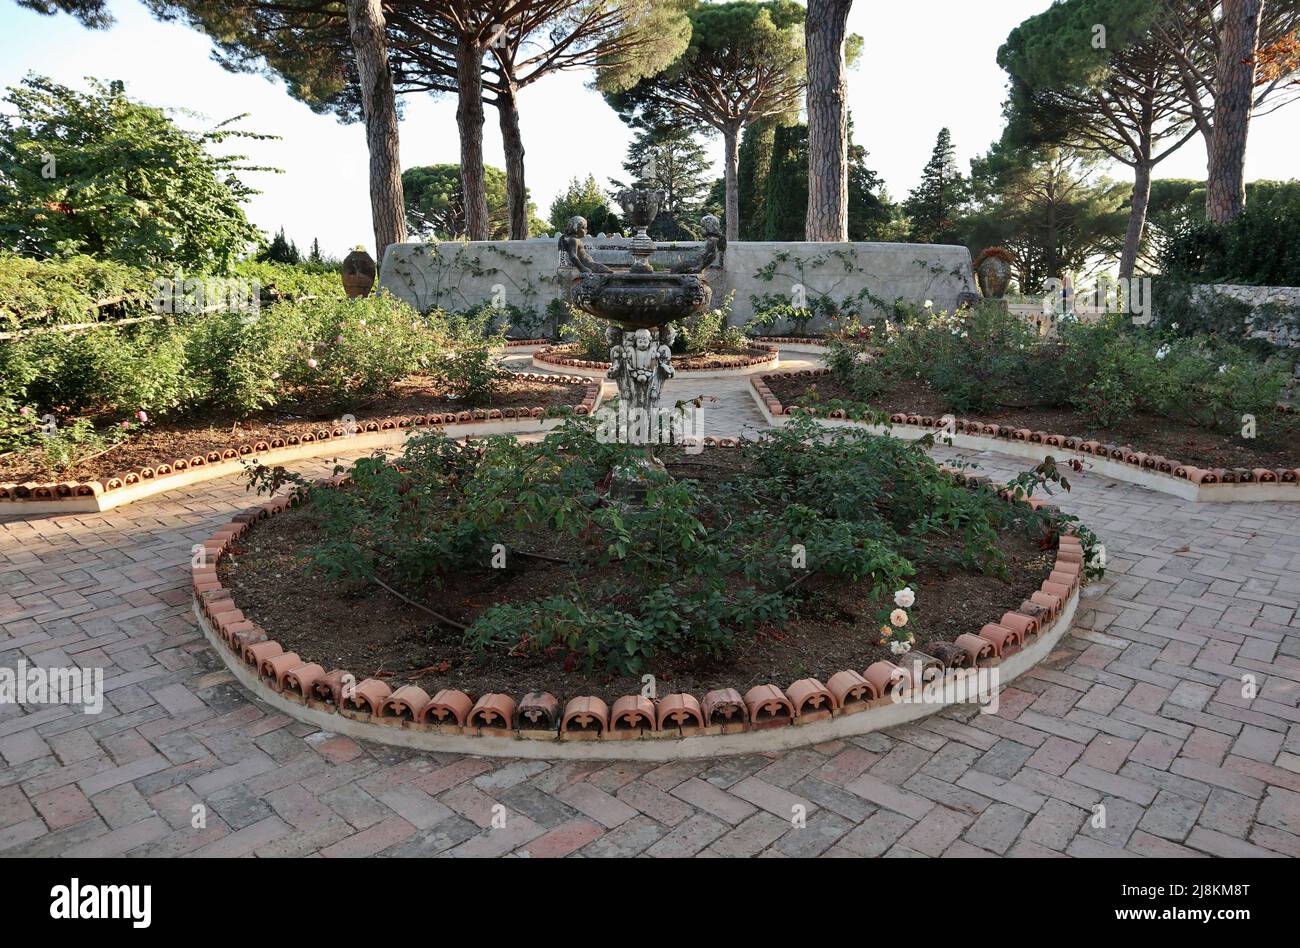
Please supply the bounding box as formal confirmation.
[543,343,773,370]
[0,374,587,484]
[218,451,1055,702]
[767,373,1300,471]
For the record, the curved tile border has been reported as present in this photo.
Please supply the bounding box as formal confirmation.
[750,369,1300,504]
[533,343,780,378]
[191,456,1087,759]
[0,375,602,515]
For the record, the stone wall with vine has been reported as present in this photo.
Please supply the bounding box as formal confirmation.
[379,238,977,332]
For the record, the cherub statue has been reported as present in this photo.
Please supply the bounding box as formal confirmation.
[559,216,612,273]
[628,328,655,388]
[649,325,676,403]
[672,214,727,274]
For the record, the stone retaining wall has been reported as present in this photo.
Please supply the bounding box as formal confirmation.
[378,237,977,329]
[1194,283,1300,350]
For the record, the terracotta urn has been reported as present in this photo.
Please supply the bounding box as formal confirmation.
[342,247,376,298]
[974,247,1014,299]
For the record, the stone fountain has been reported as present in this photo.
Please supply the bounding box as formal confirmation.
[559,181,725,468]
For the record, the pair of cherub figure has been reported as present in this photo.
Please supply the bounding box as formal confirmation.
[607,325,675,405]
[560,214,724,274]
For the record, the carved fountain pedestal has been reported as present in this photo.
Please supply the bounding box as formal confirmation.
[558,185,725,497]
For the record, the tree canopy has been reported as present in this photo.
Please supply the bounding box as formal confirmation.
[959,144,1128,290]
[0,75,267,271]
[599,0,807,240]
[548,175,622,236]
[903,128,968,245]
[402,164,544,240]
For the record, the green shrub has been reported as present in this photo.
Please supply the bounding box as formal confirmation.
[673,292,747,354]
[231,260,344,305]
[1054,315,1290,434]
[425,310,507,404]
[12,324,192,418]
[0,253,156,331]
[823,336,885,402]
[559,304,610,360]
[1160,181,1300,286]
[18,415,137,479]
[249,415,1094,677]
[879,302,1043,414]
[271,292,438,411]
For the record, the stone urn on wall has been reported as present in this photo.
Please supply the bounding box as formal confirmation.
[342,247,376,298]
[973,247,1014,299]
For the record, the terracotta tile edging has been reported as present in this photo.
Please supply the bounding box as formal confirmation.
[748,370,1300,505]
[189,448,1089,759]
[0,375,603,515]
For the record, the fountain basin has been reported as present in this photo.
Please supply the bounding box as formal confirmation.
[568,271,712,330]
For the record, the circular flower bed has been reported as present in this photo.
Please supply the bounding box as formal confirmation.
[197,417,1099,746]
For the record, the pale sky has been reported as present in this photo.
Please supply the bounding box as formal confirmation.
[1,0,1296,258]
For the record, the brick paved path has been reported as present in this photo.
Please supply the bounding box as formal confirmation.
[3,352,1299,857]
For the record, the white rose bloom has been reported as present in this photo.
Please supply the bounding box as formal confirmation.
[894,587,915,608]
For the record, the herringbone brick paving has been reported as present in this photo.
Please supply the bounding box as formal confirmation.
[2,352,1299,857]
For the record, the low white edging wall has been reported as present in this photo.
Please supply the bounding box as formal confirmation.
[747,386,1300,504]
[195,588,1078,761]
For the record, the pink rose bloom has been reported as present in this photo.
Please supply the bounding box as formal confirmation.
[137,410,149,423]
[18,407,30,416]
[307,358,318,369]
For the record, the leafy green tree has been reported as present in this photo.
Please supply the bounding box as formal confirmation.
[259,228,301,265]
[611,124,712,221]
[757,118,891,241]
[1160,179,1300,284]
[903,128,968,244]
[762,124,808,241]
[845,138,894,242]
[146,0,409,260]
[998,0,1201,276]
[149,2,686,242]
[1086,1,1300,222]
[0,76,267,271]
[737,122,776,240]
[959,144,1128,291]
[548,175,622,236]
[600,0,806,241]
[403,164,544,240]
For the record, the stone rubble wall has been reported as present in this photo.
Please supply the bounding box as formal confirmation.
[1193,284,1300,351]
[379,237,978,331]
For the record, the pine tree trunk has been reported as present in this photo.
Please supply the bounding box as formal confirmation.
[1119,161,1153,278]
[496,83,528,239]
[455,36,490,240]
[723,122,741,242]
[804,0,852,242]
[345,0,406,266]
[1206,0,1263,223]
